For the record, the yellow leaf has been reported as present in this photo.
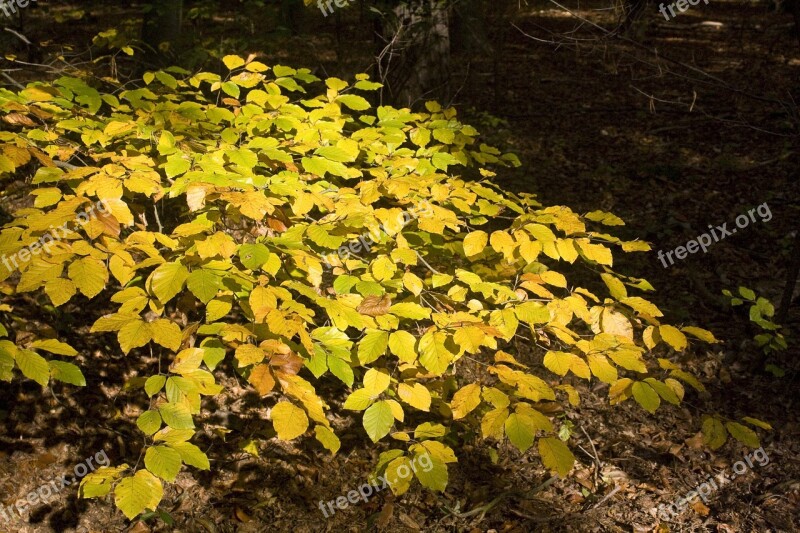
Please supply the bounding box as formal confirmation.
[118,319,152,354]
[314,425,340,454]
[113,470,163,520]
[398,382,431,411]
[236,344,265,367]
[68,257,108,298]
[223,55,246,70]
[45,278,77,306]
[271,402,309,440]
[363,367,391,395]
[450,383,481,419]
[481,407,508,439]
[371,256,397,282]
[586,353,618,383]
[600,273,627,300]
[148,261,189,304]
[543,351,572,376]
[659,325,687,351]
[386,399,404,421]
[149,319,182,351]
[538,437,575,476]
[453,326,485,354]
[403,272,424,296]
[578,241,613,266]
[463,230,488,258]
[681,326,718,344]
[388,331,417,364]
[622,296,663,317]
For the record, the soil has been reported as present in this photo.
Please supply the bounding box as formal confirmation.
[0,1,798,532]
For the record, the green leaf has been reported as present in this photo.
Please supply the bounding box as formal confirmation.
[357,330,388,365]
[29,339,78,356]
[412,455,449,492]
[238,243,270,270]
[538,437,575,476]
[725,422,760,448]
[114,470,164,520]
[337,94,371,111]
[148,261,189,303]
[418,331,454,375]
[343,389,375,411]
[164,155,191,179]
[145,445,183,482]
[137,411,163,436]
[145,375,167,397]
[169,442,210,470]
[15,349,50,386]
[49,360,86,386]
[631,381,660,414]
[159,402,195,429]
[702,417,727,450]
[741,416,772,431]
[643,378,680,405]
[187,269,222,304]
[363,400,394,443]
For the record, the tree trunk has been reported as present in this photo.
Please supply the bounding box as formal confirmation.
[375,0,451,107]
[141,0,183,64]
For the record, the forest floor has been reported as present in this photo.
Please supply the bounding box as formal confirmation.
[0,1,798,532]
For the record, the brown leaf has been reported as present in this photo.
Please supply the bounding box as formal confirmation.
[2,112,36,127]
[685,431,705,449]
[266,216,288,233]
[691,499,711,517]
[235,507,252,523]
[35,453,58,467]
[249,364,276,395]
[398,512,420,530]
[357,294,392,316]
[129,522,151,533]
[94,210,121,237]
[269,350,303,376]
[376,502,393,528]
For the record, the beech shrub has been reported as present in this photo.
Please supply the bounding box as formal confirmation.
[0,55,768,520]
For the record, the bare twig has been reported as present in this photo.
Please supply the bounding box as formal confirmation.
[580,425,601,487]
